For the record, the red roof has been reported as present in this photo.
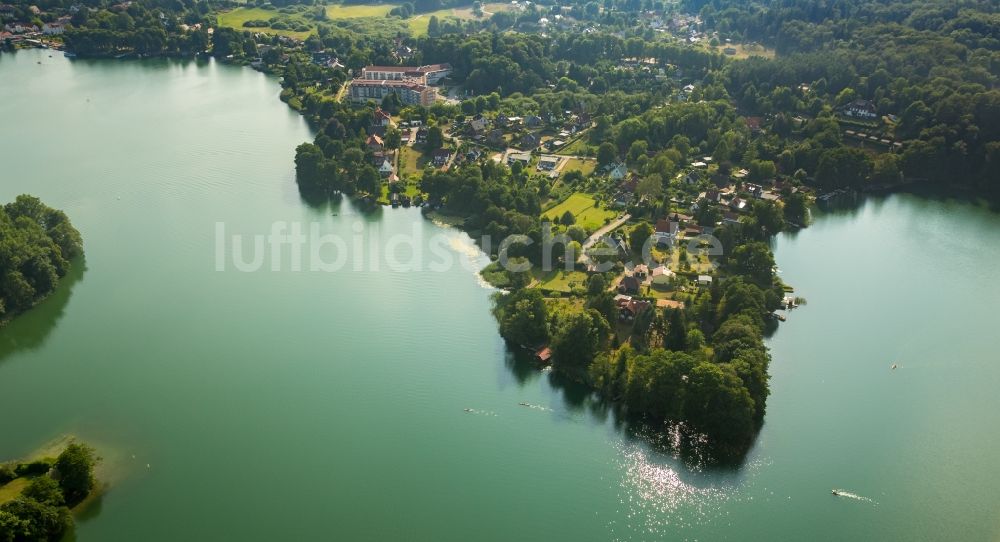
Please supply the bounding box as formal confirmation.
[655,219,678,234]
[535,347,552,363]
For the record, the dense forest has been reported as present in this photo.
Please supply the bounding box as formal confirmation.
[685,0,1000,192]
[0,196,84,325]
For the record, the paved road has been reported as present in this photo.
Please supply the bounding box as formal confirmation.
[579,213,631,267]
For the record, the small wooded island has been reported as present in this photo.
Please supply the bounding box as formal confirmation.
[0,195,84,327]
[0,440,99,541]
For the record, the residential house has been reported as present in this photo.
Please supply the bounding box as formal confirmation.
[744,116,763,134]
[469,115,489,134]
[697,275,713,287]
[432,148,451,167]
[42,22,64,35]
[520,133,541,150]
[534,346,552,364]
[507,152,531,166]
[608,162,628,181]
[653,219,680,246]
[618,275,641,295]
[615,295,651,321]
[525,115,544,128]
[845,99,877,120]
[366,134,384,151]
[377,156,394,177]
[651,265,675,281]
[4,22,37,33]
[415,127,428,144]
[537,156,560,172]
[486,129,504,146]
[372,107,391,128]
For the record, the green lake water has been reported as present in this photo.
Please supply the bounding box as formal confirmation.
[2,49,999,540]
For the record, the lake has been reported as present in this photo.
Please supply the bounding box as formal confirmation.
[2,49,999,541]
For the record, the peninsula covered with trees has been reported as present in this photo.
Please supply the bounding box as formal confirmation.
[0,441,99,541]
[3,0,996,457]
[0,196,84,326]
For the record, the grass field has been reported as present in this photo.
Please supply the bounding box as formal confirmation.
[0,478,30,506]
[556,137,595,156]
[541,193,617,231]
[325,3,397,19]
[218,4,466,39]
[532,269,589,293]
[562,158,596,177]
[406,7,481,36]
[398,145,429,179]
[216,7,314,39]
[716,42,776,59]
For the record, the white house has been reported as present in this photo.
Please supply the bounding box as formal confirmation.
[608,162,628,181]
[377,158,394,176]
[653,219,680,246]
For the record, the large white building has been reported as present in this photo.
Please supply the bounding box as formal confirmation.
[359,63,452,86]
[347,63,451,107]
[347,79,438,107]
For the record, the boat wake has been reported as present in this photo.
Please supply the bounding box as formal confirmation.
[518,402,553,412]
[463,408,498,417]
[832,489,876,504]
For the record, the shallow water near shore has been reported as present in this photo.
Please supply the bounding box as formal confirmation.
[2,49,1000,540]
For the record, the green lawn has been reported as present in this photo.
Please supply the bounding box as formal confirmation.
[216,7,314,39]
[562,158,596,177]
[532,269,590,293]
[399,145,429,179]
[542,193,617,230]
[0,478,30,506]
[325,3,398,19]
[218,4,458,39]
[406,7,479,36]
[556,137,595,156]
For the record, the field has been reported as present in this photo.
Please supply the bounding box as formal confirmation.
[532,269,590,293]
[716,42,776,60]
[0,478,30,506]
[216,7,314,39]
[406,7,482,36]
[217,3,473,39]
[556,137,595,156]
[562,158,596,177]
[398,145,429,179]
[325,4,397,19]
[541,193,617,231]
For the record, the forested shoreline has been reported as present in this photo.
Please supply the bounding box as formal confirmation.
[3,0,997,457]
[0,196,84,326]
